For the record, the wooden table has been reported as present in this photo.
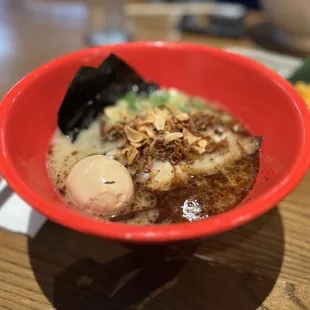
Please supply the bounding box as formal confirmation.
[0,1,309,309]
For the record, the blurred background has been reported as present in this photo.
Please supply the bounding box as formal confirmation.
[1,0,310,99]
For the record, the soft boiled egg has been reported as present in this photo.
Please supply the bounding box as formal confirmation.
[66,155,134,216]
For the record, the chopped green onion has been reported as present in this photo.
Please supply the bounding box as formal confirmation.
[192,98,205,109]
[179,104,190,113]
[105,118,117,124]
[122,92,137,112]
[150,91,169,108]
[169,96,190,113]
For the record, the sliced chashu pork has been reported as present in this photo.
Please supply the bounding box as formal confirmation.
[140,129,262,191]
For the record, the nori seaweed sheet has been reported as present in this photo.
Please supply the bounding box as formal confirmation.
[58,53,158,142]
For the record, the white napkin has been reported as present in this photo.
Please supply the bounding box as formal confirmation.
[0,179,47,238]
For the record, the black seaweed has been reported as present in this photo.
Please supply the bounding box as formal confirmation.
[58,53,159,142]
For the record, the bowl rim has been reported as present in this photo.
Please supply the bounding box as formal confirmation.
[0,41,309,243]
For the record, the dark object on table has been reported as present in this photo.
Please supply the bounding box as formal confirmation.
[58,54,158,142]
[180,3,246,38]
[248,22,310,58]
[289,58,310,84]
[216,0,260,10]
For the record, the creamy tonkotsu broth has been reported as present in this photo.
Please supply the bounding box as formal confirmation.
[48,88,261,224]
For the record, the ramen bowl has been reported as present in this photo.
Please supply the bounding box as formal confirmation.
[0,42,309,243]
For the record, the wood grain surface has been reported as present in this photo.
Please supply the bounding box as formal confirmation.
[0,1,309,309]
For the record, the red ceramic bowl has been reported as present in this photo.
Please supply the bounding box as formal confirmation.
[0,42,309,243]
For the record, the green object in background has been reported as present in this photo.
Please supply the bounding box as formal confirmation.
[289,58,310,84]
